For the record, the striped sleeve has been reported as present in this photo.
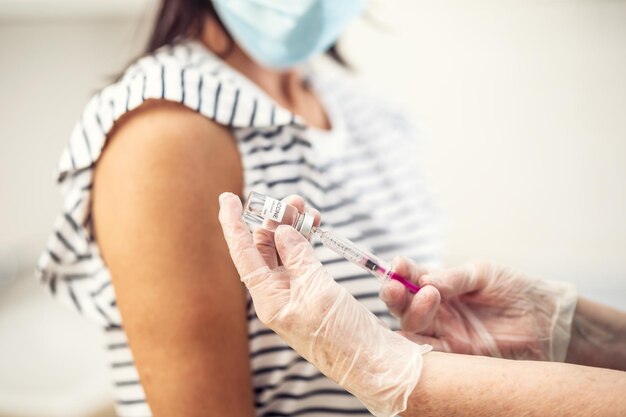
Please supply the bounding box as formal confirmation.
[56,44,299,182]
[41,42,302,326]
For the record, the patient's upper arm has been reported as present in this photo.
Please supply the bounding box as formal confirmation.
[93,101,254,416]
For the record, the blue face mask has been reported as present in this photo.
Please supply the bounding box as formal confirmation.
[212,0,367,69]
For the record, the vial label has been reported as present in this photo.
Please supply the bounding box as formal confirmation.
[261,197,286,222]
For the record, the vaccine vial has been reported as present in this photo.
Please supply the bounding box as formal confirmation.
[243,192,316,238]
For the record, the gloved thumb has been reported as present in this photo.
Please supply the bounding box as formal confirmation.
[275,225,325,281]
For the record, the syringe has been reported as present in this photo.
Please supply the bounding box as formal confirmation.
[314,227,420,293]
[243,192,421,294]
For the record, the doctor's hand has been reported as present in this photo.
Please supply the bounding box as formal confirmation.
[381,259,578,361]
[218,192,429,417]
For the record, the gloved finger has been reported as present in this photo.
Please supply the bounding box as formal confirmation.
[252,195,321,269]
[283,194,321,237]
[250,193,303,269]
[393,256,430,284]
[397,331,451,353]
[399,285,441,333]
[309,207,321,229]
[218,192,269,282]
[274,225,325,281]
[253,228,279,269]
[380,279,409,318]
[283,194,306,213]
[419,263,488,300]
[252,195,305,269]
[380,257,429,317]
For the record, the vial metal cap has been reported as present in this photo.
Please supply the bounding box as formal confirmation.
[297,212,315,239]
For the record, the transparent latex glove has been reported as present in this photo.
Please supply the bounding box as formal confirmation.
[381,258,578,361]
[218,193,430,417]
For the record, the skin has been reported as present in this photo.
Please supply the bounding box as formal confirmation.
[203,12,330,129]
[93,14,329,416]
[407,352,626,417]
[566,298,626,370]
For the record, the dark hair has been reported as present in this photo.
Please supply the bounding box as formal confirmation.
[145,0,348,66]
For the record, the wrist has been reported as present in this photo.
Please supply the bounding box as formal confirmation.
[290,288,429,417]
[541,279,577,361]
[565,298,626,370]
[340,328,428,417]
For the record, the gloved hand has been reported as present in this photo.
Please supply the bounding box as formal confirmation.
[381,258,578,361]
[218,192,430,417]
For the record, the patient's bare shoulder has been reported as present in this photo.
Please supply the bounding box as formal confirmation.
[99,99,242,190]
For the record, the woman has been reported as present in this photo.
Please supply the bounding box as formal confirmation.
[37,1,444,416]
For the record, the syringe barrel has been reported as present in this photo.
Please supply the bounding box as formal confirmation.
[315,227,420,294]
[315,228,388,282]
[315,228,369,263]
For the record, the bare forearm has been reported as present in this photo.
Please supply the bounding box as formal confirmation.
[404,352,626,417]
[565,298,626,370]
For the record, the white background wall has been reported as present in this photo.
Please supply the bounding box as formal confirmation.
[346,0,626,307]
[0,0,624,416]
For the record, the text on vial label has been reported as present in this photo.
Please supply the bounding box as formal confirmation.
[261,197,286,222]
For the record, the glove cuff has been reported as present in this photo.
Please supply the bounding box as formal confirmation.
[545,280,578,362]
[357,335,429,417]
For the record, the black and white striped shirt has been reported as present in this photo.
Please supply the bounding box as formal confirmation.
[37,40,444,417]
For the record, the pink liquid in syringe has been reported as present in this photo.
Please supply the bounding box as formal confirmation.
[365,259,421,294]
[386,269,421,294]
